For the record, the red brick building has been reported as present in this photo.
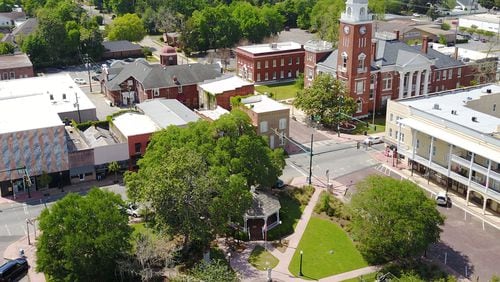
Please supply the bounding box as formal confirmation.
[304,0,488,117]
[198,75,254,110]
[0,53,34,80]
[236,42,304,83]
[101,60,223,109]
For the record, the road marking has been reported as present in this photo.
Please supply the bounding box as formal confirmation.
[288,163,308,177]
[4,224,11,236]
[23,203,29,215]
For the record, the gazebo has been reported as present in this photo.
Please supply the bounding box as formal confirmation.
[244,191,281,240]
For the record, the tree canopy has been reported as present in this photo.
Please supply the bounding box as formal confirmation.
[294,74,356,127]
[36,189,132,281]
[0,42,14,55]
[349,175,444,264]
[106,13,147,42]
[125,110,285,250]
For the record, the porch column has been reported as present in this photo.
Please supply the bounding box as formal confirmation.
[407,71,414,97]
[447,144,453,178]
[428,136,434,166]
[467,153,475,189]
[482,197,488,214]
[411,129,417,160]
[485,160,491,193]
[415,70,422,96]
[277,211,280,223]
[262,217,268,238]
[398,71,405,99]
[423,69,430,95]
[466,189,470,206]
[397,122,402,150]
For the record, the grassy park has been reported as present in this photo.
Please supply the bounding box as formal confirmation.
[288,217,367,280]
[248,245,279,270]
[255,81,300,101]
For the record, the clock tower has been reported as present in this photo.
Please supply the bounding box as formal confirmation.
[337,0,373,116]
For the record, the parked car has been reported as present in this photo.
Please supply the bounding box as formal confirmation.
[92,75,100,81]
[0,258,28,282]
[125,203,140,218]
[73,78,86,84]
[363,136,383,145]
[435,192,449,206]
[124,57,135,62]
[273,179,285,189]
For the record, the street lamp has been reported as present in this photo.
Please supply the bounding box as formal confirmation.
[26,219,31,245]
[299,250,304,276]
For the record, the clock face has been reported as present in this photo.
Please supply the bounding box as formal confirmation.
[343,25,350,34]
[360,25,367,35]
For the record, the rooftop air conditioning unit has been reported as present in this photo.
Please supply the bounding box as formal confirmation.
[433,103,440,110]
[472,117,478,122]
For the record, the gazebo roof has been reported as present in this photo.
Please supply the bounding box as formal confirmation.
[245,191,281,218]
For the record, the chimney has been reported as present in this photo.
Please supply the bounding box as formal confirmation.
[371,39,377,62]
[422,36,429,54]
[393,30,400,40]
[454,46,459,59]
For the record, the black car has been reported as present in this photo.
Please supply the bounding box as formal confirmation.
[0,258,28,282]
[92,75,100,81]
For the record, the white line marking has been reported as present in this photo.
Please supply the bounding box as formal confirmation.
[4,224,11,236]
[288,163,308,177]
[23,203,29,215]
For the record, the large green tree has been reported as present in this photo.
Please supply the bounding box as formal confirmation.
[37,189,132,281]
[0,42,14,55]
[107,13,146,42]
[349,176,445,264]
[125,110,285,251]
[294,74,356,128]
[310,0,344,44]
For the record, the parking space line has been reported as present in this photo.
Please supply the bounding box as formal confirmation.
[4,224,11,236]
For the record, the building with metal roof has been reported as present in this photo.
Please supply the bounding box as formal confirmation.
[385,84,500,214]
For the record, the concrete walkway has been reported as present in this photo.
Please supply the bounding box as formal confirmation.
[223,176,381,282]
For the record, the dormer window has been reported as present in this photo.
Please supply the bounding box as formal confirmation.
[342,52,348,70]
[357,53,366,73]
[360,7,365,16]
[347,7,352,16]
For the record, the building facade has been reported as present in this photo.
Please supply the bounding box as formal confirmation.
[0,53,34,80]
[236,42,304,83]
[198,75,254,111]
[305,0,487,117]
[385,85,500,214]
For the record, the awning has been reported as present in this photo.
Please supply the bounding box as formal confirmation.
[399,118,500,164]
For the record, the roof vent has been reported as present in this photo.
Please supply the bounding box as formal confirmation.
[451,110,457,115]
[49,94,54,100]
[62,93,66,100]
[433,103,440,110]
[472,116,478,122]
[270,43,278,49]
[487,88,492,93]
[467,97,473,100]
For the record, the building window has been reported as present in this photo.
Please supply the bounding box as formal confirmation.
[296,70,299,77]
[281,58,284,66]
[390,113,393,121]
[257,73,261,81]
[432,146,436,156]
[9,72,15,79]
[383,74,392,90]
[273,59,276,67]
[288,57,292,65]
[400,133,405,142]
[493,104,496,111]
[416,139,420,148]
[296,57,300,64]
[265,60,269,68]
[356,80,364,94]
[457,67,461,78]
[442,70,447,80]
[356,100,362,113]
[257,62,261,69]
[265,72,269,80]
[260,121,268,133]
[135,143,141,154]
[288,70,292,78]
[273,71,276,79]
[153,88,160,96]
[395,131,398,140]
[448,69,453,79]
[342,52,348,70]
[357,53,366,72]
[389,128,393,137]
[280,70,284,78]
[279,118,287,130]
[436,71,440,81]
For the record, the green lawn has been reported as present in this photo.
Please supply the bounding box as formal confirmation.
[341,272,378,282]
[255,82,300,101]
[351,116,386,135]
[288,217,367,280]
[248,245,279,270]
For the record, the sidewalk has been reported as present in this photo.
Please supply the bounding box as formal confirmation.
[3,235,45,282]
[369,150,500,230]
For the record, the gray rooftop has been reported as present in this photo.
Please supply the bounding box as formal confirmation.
[0,53,32,69]
[65,126,90,152]
[245,191,281,218]
[102,40,142,52]
[83,126,120,147]
[105,60,223,91]
[137,99,200,128]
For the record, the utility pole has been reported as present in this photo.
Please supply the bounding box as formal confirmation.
[84,54,93,92]
[74,92,82,123]
[308,134,313,185]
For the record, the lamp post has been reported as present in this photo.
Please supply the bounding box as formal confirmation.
[337,96,342,137]
[299,250,304,276]
[308,134,313,185]
[26,219,31,245]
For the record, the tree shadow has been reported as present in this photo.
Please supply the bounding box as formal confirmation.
[427,241,474,279]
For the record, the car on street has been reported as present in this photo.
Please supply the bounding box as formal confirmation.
[363,136,383,145]
[436,192,449,206]
[92,75,100,81]
[73,78,86,84]
[0,258,28,281]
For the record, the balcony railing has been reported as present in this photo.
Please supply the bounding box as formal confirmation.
[451,154,500,182]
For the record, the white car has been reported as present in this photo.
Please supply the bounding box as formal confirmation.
[74,78,86,84]
[363,136,383,145]
[436,192,449,206]
[126,203,140,218]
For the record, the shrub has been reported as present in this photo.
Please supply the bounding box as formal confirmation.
[441,22,451,30]
[142,46,152,57]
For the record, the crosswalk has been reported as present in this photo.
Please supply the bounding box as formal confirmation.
[375,164,392,176]
[0,223,27,237]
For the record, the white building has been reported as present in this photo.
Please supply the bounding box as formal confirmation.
[459,13,500,35]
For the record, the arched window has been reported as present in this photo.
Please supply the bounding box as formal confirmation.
[358,53,366,72]
[342,52,348,69]
[356,100,363,113]
[360,7,365,16]
[347,7,352,16]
